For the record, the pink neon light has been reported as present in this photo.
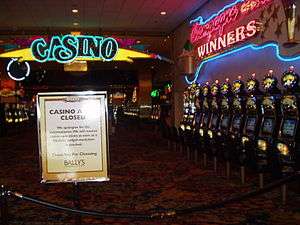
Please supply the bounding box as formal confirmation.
[197,20,258,59]
[190,0,272,44]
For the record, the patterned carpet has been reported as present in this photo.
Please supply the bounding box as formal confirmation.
[0,119,300,225]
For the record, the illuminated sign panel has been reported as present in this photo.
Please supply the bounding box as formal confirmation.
[31,35,119,63]
[190,0,273,59]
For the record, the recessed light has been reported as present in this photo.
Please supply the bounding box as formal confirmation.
[72,9,78,13]
[160,11,167,15]
[73,22,79,26]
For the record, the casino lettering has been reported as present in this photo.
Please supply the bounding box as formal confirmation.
[31,35,119,63]
[49,109,86,120]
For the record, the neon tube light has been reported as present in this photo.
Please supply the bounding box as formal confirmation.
[190,0,244,25]
[185,42,300,84]
[31,35,119,63]
[7,58,30,81]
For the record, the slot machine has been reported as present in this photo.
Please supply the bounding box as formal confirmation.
[194,84,202,130]
[185,83,198,159]
[198,82,211,167]
[239,74,262,183]
[180,87,190,131]
[179,86,192,154]
[188,83,198,130]
[256,70,281,187]
[207,80,221,171]
[226,76,246,176]
[276,66,300,175]
[217,79,233,170]
[191,83,202,163]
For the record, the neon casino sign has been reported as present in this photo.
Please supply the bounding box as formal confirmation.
[31,35,119,63]
[190,0,273,59]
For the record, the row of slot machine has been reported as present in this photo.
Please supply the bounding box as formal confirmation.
[0,103,31,136]
[180,66,300,181]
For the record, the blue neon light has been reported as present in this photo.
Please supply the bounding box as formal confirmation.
[185,42,300,84]
[190,0,244,25]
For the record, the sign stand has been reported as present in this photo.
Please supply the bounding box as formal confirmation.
[73,182,81,225]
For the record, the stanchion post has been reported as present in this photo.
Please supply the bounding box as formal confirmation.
[213,157,217,172]
[194,149,198,164]
[187,147,190,160]
[203,153,207,168]
[0,185,8,225]
[259,173,264,189]
[281,184,287,205]
[73,182,82,225]
[241,166,245,184]
[226,161,230,178]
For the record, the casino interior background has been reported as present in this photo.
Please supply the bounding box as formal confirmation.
[1,0,300,224]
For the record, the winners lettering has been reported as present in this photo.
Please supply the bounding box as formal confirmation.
[49,109,86,120]
[197,20,257,59]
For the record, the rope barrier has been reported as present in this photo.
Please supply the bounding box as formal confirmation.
[2,172,298,220]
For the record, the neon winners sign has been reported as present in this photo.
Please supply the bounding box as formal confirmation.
[190,0,273,59]
[31,35,119,63]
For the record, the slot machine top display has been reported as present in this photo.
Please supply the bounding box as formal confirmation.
[245,74,260,111]
[202,83,210,97]
[262,70,279,93]
[232,78,244,95]
[282,66,299,93]
[246,73,260,94]
[232,78,244,111]
[211,81,220,110]
[220,79,231,96]
[211,80,220,97]
[280,66,299,115]
[220,79,231,111]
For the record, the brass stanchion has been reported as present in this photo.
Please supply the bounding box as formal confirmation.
[213,157,217,172]
[241,166,245,184]
[187,147,191,160]
[259,173,264,189]
[203,153,207,168]
[281,184,287,205]
[194,149,198,164]
[226,161,230,178]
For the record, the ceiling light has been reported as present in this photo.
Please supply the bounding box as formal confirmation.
[160,11,167,15]
[72,9,78,13]
[136,40,141,44]
[73,22,79,26]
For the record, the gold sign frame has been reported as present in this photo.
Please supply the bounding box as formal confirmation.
[37,91,109,183]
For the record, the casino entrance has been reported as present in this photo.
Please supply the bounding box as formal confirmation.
[1,0,300,224]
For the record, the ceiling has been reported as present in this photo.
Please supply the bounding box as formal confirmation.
[0,0,207,36]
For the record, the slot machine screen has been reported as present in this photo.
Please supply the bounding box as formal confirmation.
[203,114,209,126]
[246,117,256,132]
[195,113,201,124]
[262,118,274,134]
[212,114,218,128]
[232,116,241,129]
[282,119,297,137]
[221,116,229,128]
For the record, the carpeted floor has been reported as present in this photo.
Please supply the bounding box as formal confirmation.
[0,119,299,225]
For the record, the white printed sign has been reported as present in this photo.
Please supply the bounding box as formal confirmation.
[37,92,109,183]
